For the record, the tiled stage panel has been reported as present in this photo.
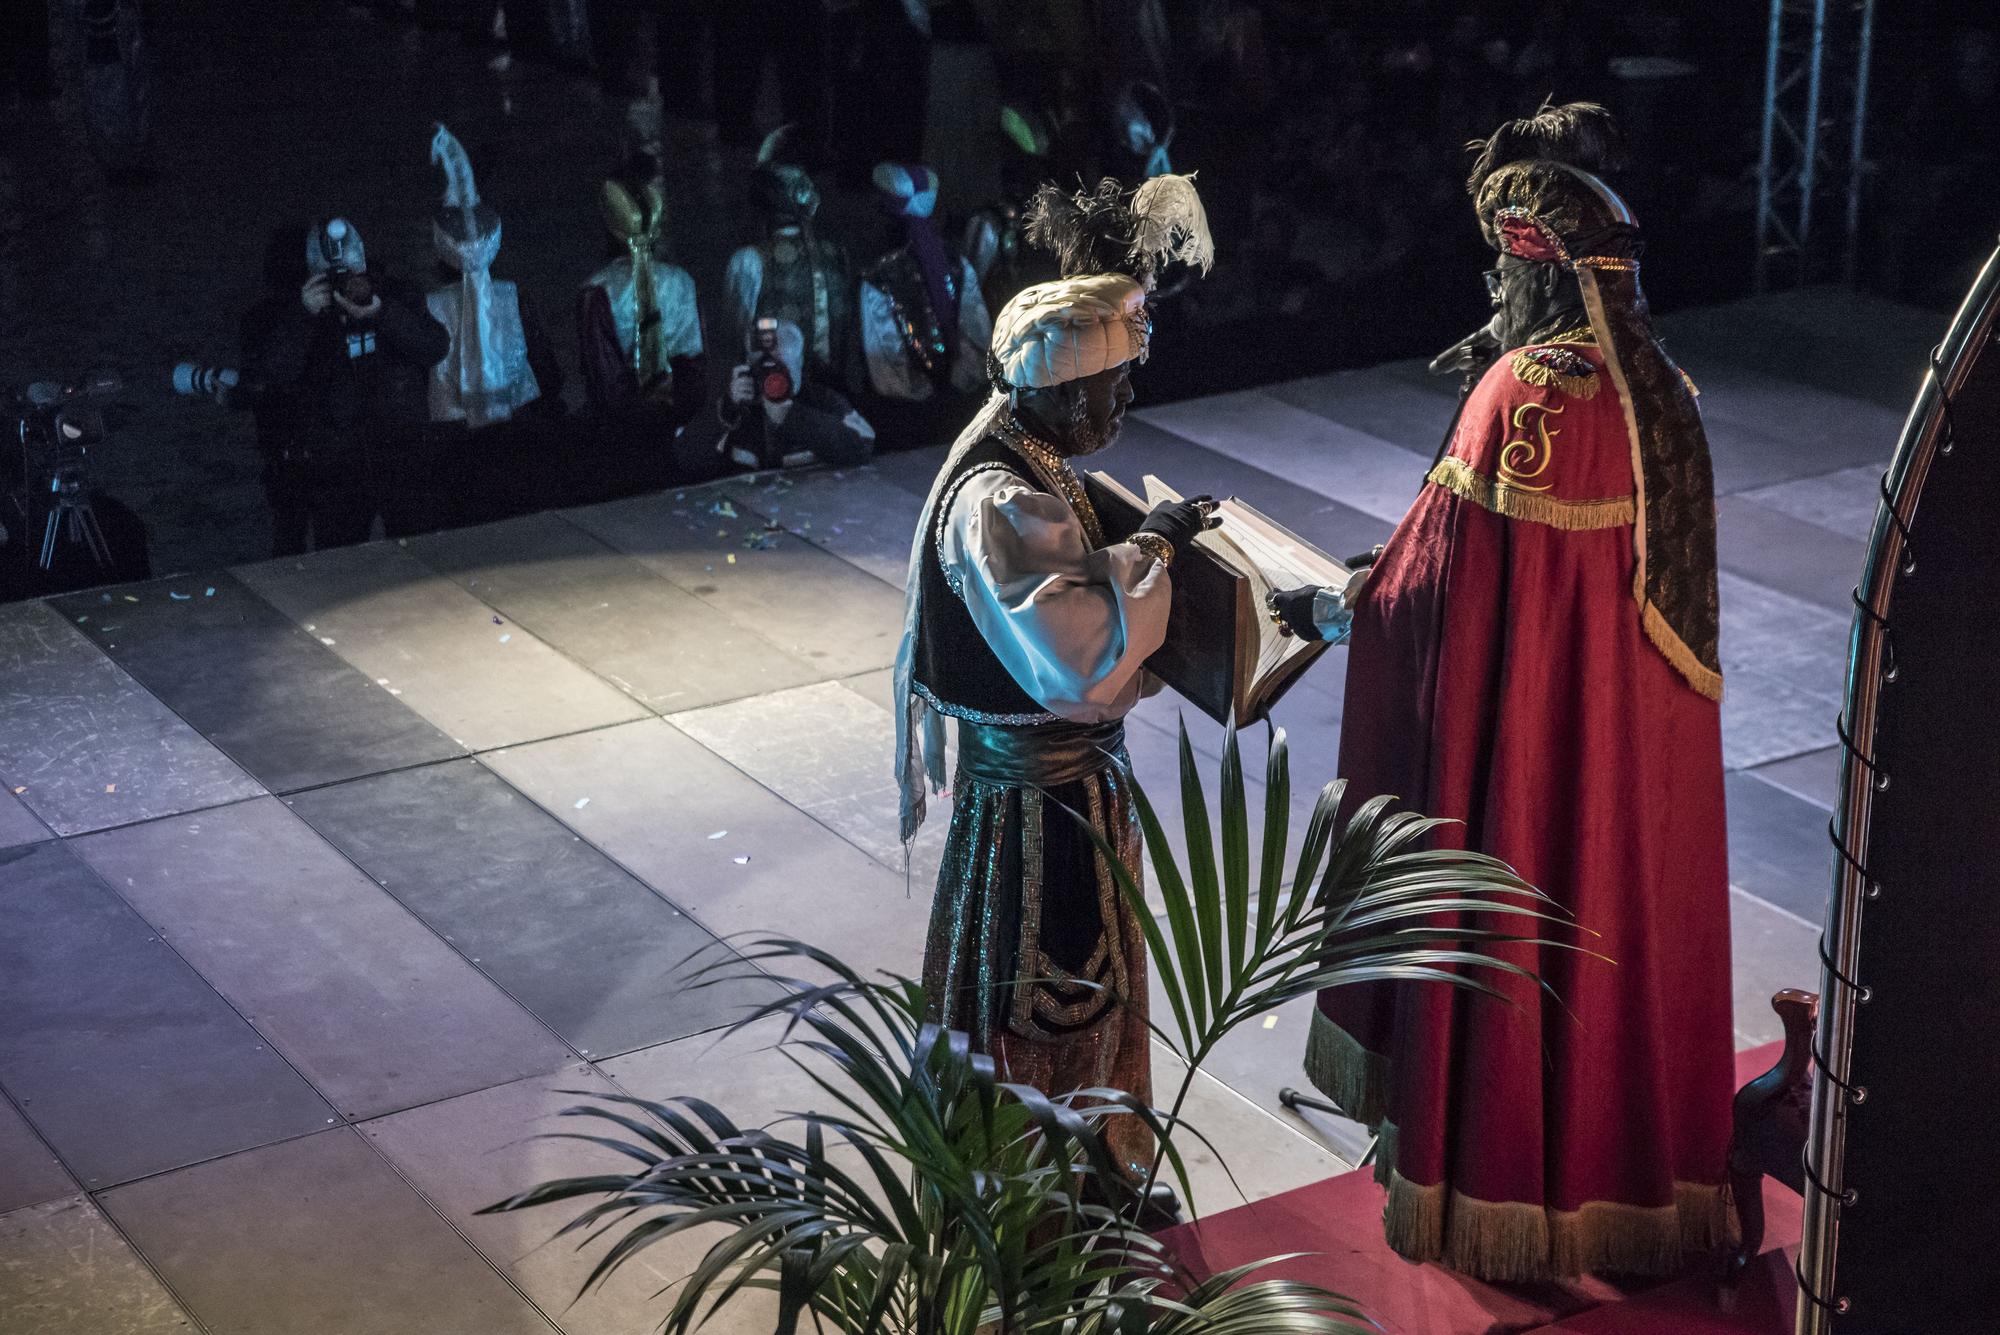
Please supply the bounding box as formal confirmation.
[1264,365,1461,454]
[52,574,461,793]
[1136,390,1430,527]
[411,512,827,711]
[1724,772,1836,925]
[1715,495,1869,615]
[1110,418,1395,563]
[0,788,50,848]
[235,541,648,751]
[1730,888,1820,1048]
[0,600,263,836]
[0,1195,194,1334]
[0,1095,74,1214]
[482,719,928,982]
[0,842,333,1187]
[726,466,927,587]
[565,489,907,677]
[1749,746,1841,812]
[287,758,762,1058]
[363,1064,695,1335]
[73,798,572,1119]
[99,1128,551,1335]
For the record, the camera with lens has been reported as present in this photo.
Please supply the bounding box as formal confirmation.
[325,268,375,310]
[170,361,252,408]
[747,316,794,404]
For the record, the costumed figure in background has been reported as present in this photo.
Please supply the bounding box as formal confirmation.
[894,174,1213,1216]
[961,106,1061,317]
[1269,104,1733,1281]
[424,125,563,528]
[675,316,877,479]
[576,172,706,492]
[724,129,864,401]
[239,217,449,552]
[858,162,993,444]
[1105,80,1174,182]
[578,173,704,423]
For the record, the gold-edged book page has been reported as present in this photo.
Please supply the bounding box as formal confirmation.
[1083,470,1342,724]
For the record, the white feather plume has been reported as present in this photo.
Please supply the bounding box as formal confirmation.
[1128,172,1214,275]
[430,123,480,211]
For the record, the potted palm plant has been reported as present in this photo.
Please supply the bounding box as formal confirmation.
[485,720,1570,1332]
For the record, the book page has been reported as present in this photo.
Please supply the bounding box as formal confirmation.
[1143,476,1347,695]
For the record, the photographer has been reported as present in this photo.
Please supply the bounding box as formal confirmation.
[239,218,449,553]
[676,317,875,481]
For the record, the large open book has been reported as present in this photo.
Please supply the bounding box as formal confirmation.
[1085,470,1349,725]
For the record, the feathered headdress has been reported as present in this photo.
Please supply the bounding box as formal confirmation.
[1464,99,1628,196]
[1022,174,1213,287]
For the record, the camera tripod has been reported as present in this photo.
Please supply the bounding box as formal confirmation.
[34,468,114,573]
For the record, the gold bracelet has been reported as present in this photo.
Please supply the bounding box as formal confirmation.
[1128,531,1174,568]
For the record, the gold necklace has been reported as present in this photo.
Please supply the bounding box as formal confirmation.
[994,412,1107,549]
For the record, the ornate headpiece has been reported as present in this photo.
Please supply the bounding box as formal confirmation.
[430,124,501,272]
[1022,174,1214,288]
[751,125,820,225]
[989,273,1150,389]
[872,162,940,220]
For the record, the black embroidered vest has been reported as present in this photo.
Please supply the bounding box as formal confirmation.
[913,435,1061,725]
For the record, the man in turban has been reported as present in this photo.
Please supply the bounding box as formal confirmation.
[893,175,1214,1221]
[1269,104,1732,1281]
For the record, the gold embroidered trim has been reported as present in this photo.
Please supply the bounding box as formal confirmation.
[1127,531,1173,568]
[1383,1168,1733,1282]
[993,413,1107,549]
[1010,786,1048,1034]
[1642,599,1724,702]
[1428,456,1635,531]
[1510,348,1601,399]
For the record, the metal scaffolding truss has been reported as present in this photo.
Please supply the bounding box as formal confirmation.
[1755,0,1878,291]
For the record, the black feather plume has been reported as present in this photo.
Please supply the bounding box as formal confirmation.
[1465,100,1628,194]
[1023,178,1146,281]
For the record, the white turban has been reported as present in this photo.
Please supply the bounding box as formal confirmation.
[988,273,1150,389]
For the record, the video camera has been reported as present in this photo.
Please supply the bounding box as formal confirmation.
[170,361,257,410]
[6,371,122,572]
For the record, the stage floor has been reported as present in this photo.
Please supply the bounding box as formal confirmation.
[0,288,1940,1333]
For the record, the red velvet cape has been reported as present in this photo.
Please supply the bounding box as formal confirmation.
[1308,338,1735,1281]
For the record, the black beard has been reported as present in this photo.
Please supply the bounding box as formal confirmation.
[1063,415,1120,457]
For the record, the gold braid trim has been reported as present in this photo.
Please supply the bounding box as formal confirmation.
[1642,599,1725,702]
[1510,348,1601,399]
[1384,1170,1735,1283]
[1428,456,1635,531]
[1303,1008,1392,1129]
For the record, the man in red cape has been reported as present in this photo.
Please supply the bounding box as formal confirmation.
[1271,105,1734,1281]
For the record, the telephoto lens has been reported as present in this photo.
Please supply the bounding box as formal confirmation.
[171,363,240,401]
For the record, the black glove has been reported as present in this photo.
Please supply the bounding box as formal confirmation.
[1268,585,1324,641]
[1136,494,1216,555]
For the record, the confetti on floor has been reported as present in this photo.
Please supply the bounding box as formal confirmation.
[573,797,590,809]
[726,554,737,564]
[205,587,215,597]
[733,856,751,865]
[105,784,116,794]
[708,830,727,840]
[169,591,190,601]
[123,594,138,602]
[1263,1015,1280,1030]
[491,615,503,625]
[498,634,511,644]
[11,787,25,795]
[319,637,336,646]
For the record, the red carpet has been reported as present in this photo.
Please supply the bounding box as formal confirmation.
[1160,1043,1799,1335]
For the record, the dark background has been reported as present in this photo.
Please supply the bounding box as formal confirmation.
[0,0,1994,583]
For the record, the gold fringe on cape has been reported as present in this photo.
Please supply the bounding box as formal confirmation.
[1383,1169,1735,1283]
[1309,1011,1735,1282]
[1427,456,1635,532]
[1641,597,1724,702]
[1302,1006,1392,1127]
